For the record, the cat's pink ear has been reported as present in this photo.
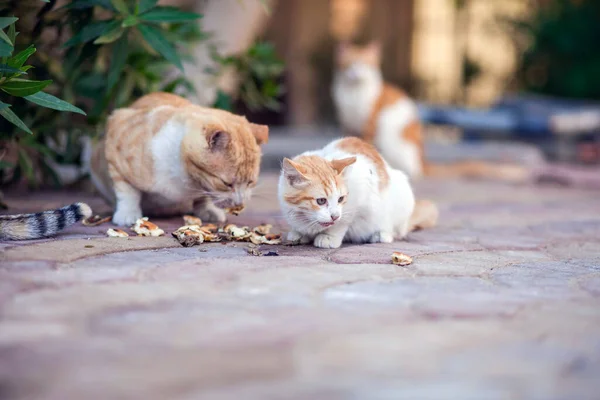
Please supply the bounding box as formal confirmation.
[283,158,309,187]
[206,130,230,151]
[331,156,356,174]
[250,123,269,145]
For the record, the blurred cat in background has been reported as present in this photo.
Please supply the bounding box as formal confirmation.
[332,41,528,182]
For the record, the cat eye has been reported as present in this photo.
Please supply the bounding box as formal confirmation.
[221,180,234,188]
[338,196,345,203]
[316,198,327,206]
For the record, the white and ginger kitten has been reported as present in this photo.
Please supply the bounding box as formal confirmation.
[279,137,415,249]
[332,41,529,183]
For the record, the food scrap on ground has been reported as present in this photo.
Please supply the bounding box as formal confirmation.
[182,215,202,226]
[225,205,245,216]
[172,225,204,247]
[391,251,413,266]
[132,217,165,237]
[83,215,112,226]
[106,228,129,238]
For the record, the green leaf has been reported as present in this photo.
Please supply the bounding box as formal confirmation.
[0,102,8,111]
[110,0,130,15]
[93,22,124,44]
[1,79,52,97]
[0,17,18,30]
[138,0,158,14]
[63,21,111,47]
[139,6,201,22]
[0,29,12,45]
[0,64,24,75]
[18,149,35,185]
[0,40,13,57]
[7,21,16,44]
[122,15,139,27]
[7,45,35,68]
[40,0,50,2]
[24,91,86,115]
[107,35,128,91]
[138,24,183,70]
[0,103,32,134]
[65,0,115,10]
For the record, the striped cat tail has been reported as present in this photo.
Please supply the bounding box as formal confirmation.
[0,202,92,240]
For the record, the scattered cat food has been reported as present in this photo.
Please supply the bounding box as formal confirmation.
[225,224,252,240]
[225,205,245,216]
[250,232,282,245]
[107,228,129,238]
[172,223,281,247]
[172,225,204,247]
[83,215,112,226]
[132,217,165,237]
[391,251,413,266]
[253,223,273,235]
[183,215,203,226]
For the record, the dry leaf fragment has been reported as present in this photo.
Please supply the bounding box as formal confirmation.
[392,251,413,266]
[83,215,112,226]
[247,246,262,256]
[253,223,273,235]
[183,215,203,226]
[107,228,129,238]
[132,217,165,237]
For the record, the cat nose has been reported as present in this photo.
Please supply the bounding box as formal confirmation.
[331,214,340,221]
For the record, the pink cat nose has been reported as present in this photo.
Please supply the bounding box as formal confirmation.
[331,214,340,221]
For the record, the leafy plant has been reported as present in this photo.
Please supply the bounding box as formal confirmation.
[209,41,285,113]
[0,17,85,134]
[512,0,600,100]
[0,0,203,187]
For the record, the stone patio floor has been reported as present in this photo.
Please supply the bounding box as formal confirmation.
[1,174,599,400]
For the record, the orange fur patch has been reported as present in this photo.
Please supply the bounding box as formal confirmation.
[336,137,390,191]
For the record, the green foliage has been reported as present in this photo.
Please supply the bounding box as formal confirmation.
[0,0,202,187]
[210,41,285,112]
[513,0,600,100]
[0,1,283,188]
[0,18,84,135]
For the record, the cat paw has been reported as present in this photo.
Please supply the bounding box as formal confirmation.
[196,206,227,223]
[369,231,394,244]
[112,208,142,227]
[314,233,342,249]
[287,230,302,244]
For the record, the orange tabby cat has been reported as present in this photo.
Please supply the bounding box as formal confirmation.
[332,41,528,182]
[90,92,269,226]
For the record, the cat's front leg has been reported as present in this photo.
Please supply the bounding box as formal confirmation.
[193,197,226,223]
[314,224,349,249]
[112,180,143,226]
[287,230,312,245]
[369,231,394,244]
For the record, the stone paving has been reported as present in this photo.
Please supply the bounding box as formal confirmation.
[1,174,600,400]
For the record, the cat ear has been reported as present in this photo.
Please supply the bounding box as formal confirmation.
[206,130,230,151]
[331,156,357,174]
[250,123,269,145]
[282,158,309,187]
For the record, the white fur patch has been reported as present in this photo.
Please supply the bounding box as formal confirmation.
[150,115,189,202]
[376,98,422,178]
[332,63,382,134]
